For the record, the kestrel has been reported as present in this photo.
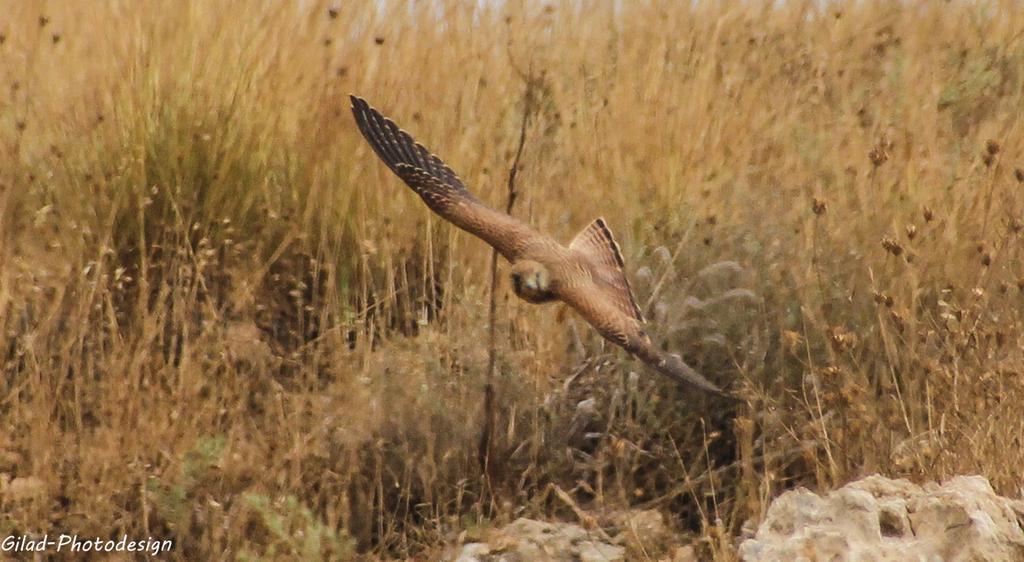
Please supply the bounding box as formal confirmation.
[350,95,732,398]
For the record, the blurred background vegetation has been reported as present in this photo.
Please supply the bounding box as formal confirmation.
[1,0,1023,559]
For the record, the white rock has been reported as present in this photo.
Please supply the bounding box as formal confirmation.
[740,474,1024,562]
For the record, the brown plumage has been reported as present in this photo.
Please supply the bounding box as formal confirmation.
[350,95,733,398]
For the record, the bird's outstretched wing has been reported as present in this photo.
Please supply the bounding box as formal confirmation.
[350,96,548,262]
[560,221,734,398]
[569,218,646,323]
[561,286,732,397]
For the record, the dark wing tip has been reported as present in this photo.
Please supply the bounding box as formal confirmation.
[349,97,472,198]
[348,95,380,132]
[349,94,366,114]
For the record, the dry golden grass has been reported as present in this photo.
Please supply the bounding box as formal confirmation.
[2,0,1024,559]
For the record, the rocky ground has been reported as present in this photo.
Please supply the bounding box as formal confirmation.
[448,509,696,562]
[447,475,1024,561]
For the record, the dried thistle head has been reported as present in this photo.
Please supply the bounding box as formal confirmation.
[985,139,1000,155]
[905,224,917,240]
[923,206,934,222]
[881,237,903,256]
[812,197,827,215]
[827,326,856,352]
[782,330,803,354]
[869,137,895,167]
[873,291,894,307]
[889,310,905,333]
[1015,168,1024,183]
[869,146,889,167]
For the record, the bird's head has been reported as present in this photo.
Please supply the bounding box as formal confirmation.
[510,260,551,302]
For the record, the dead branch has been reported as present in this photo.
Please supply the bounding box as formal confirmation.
[479,67,536,486]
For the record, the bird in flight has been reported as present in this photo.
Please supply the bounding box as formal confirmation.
[350,95,733,398]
